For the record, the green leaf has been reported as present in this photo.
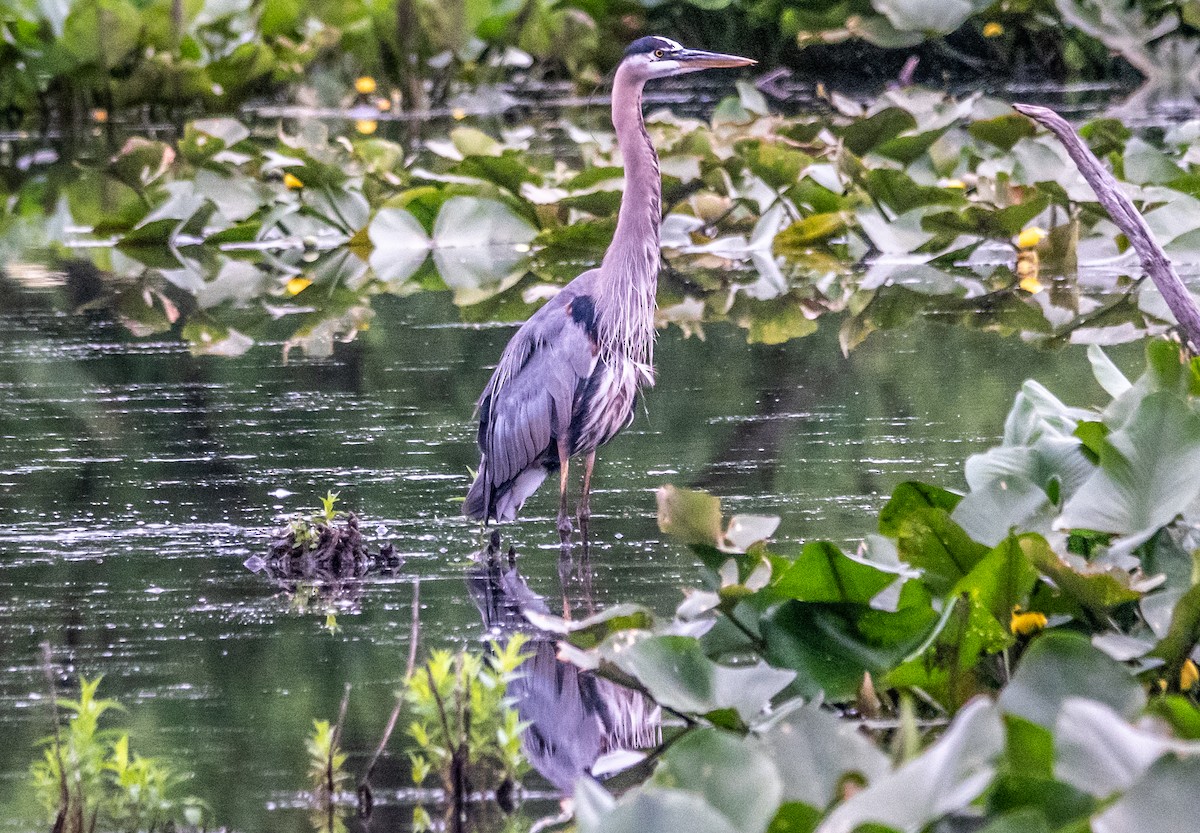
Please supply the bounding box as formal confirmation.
[1148,582,1200,688]
[1145,695,1200,739]
[818,699,1004,833]
[652,730,782,833]
[1093,756,1200,833]
[1054,698,1200,797]
[769,541,897,604]
[578,789,740,833]
[1020,535,1141,616]
[604,636,794,723]
[760,592,938,701]
[880,482,989,597]
[657,485,723,550]
[367,207,430,283]
[107,138,175,191]
[956,534,1039,625]
[1062,390,1200,547]
[757,701,890,808]
[838,108,917,156]
[524,604,656,650]
[61,0,141,68]
[767,803,821,833]
[969,115,1038,151]
[773,213,848,252]
[998,631,1145,729]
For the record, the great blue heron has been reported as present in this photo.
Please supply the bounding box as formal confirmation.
[464,36,755,537]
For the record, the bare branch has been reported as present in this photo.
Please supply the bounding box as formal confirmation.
[1013,102,1200,355]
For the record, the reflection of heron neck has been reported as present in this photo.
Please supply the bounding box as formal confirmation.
[599,66,659,373]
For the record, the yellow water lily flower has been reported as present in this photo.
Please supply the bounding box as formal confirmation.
[354,76,377,95]
[1182,659,1199,691]
[283,172,304,190]
[1010,605,1047,636]
[1017,226,1047,248]
[286,277,312,296]
[452,107,467,121]
[355,119,378,135]
[983,22,1004,38]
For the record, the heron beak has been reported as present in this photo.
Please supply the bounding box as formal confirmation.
[671,49,757,70]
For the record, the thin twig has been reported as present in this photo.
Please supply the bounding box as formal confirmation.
[358,580,421,820]
[407,578,421,679]
[1013,102,1200,355]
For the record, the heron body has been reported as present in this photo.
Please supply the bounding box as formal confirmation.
[464,36,755,532]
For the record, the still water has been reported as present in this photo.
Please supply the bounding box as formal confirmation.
[0,258,1138,830]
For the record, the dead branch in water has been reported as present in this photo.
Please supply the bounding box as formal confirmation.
[1013,102,1200,355]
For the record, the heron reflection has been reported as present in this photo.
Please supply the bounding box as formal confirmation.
[466,533,661,792]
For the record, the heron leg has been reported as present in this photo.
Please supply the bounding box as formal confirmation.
[578,450,596,544]
[556,437,573,541]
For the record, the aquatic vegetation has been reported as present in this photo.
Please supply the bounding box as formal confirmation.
[521,337,1200,831]
[248,492,402,629]
[306,714,350,833]
[404,638,531,830]
[29,676,209,833]
[8,88,1200,359]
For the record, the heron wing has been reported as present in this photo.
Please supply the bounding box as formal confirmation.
[478,285,600,489]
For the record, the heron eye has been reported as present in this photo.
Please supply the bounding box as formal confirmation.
[654,49,664,59]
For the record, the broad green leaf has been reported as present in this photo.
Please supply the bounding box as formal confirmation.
[1020,535,1142,615]
[1054,698,1200,797]
[605,636,795,723]
[1093,756,1200,833]
[872,0,984,34]
[757,701,890,808]
[760,594,938,701]
[523,604,655,650]
[367,207,430,283]
[969,115,1037,151]
[769,541,897,605]
[1088,344,1133,398]
[838,108,917,155]
[880,482,989,596]
[773,213,847,252]
[1059,391,1200,548]
[107,138,175,192]
[956,534,1039,624]
[578,788,740,833]
[816,698,1004,833]
[450,126,503,157]
[657,485,722,550]
[61,0,140,68]
[1147,582,1200,686]
[653,730,782,833]
[998,631,1145,729]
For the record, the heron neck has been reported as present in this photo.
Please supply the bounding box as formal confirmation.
[598,67,660,372]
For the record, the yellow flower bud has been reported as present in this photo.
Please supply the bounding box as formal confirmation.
[283,172,304,190]
[1010,605,1047,636]
[355,119,378,135]
[1017,226,1047,248]
[1182,659,1199,691]
[354,76,377,95]
[983,22,1004,38]
[286,277,312,296]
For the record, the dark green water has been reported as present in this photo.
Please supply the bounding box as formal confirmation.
[0,264,1139,830]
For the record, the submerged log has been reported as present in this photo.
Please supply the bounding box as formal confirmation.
[1013,102,1200,355]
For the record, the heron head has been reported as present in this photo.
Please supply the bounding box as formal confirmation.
[620,36,756,81]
